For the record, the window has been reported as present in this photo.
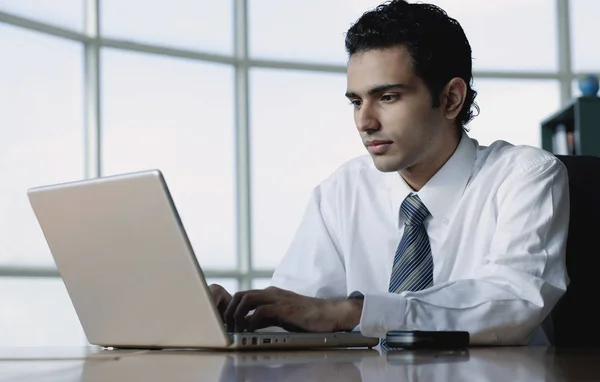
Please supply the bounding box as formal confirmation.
[432,0,558,71]
[252,278,271,290]
[207,278,239,294]
[100,0,233,54]
[570,0,600,72]
[248,0,383,64]
[0,25,84,267]
[0,278,86,346]
[468,79,561,148]
[101,48,236,270]
[0,0,83,31]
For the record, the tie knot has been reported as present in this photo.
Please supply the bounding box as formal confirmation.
[401,194,430,226]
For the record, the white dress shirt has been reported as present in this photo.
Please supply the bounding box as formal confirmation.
[269,131,570,345]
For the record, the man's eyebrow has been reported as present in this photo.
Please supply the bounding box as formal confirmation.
[345,83,408,98]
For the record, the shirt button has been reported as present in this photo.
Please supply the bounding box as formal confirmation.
[441,217,449,224]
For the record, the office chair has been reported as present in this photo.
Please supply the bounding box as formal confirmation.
[543,154,600,347]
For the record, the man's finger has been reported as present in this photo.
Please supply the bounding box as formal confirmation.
[233,291,277,332]
[209,284,232,321]
[224,290,248,331]
[245,305,281,332]
[209,284,232,306]
[246,305,306,333]
[215,296,230,322]
[225,290,269,330]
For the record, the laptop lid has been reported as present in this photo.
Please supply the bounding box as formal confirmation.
[27,170,231,349]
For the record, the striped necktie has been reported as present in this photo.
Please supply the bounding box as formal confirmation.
[381,193,433,349]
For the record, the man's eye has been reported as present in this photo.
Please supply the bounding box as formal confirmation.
[381,94,399,102]
[350,99,362,107]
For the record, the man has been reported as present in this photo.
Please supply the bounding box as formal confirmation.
[210,0,569,345]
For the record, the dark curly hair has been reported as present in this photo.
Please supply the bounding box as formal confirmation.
[345,0,479,131]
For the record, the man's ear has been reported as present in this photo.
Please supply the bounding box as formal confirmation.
[442,77,467,121]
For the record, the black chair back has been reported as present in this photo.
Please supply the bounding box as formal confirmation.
[545,155,600,347]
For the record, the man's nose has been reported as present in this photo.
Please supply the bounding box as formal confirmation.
[356,105,380,133]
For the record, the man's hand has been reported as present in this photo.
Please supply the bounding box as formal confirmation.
[208,284,232,322]
[223,286,363,333]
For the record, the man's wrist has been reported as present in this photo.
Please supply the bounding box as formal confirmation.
[332,293,364,331]
[341,298,364,331]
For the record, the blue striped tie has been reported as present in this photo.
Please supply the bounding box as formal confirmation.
[381,194,433,350]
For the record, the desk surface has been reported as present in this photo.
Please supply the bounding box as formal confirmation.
[1,346,600,381]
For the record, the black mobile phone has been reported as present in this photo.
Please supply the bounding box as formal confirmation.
[385,330,469,349]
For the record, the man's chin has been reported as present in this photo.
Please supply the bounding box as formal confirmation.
[371,155,402,173]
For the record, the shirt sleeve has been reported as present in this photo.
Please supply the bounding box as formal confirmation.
[268,183,348,299]
[359,158,570,345]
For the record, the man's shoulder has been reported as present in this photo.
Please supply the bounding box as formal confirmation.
[475,139,566,177]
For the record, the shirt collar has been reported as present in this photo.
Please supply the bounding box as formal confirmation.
[389,131,477,228]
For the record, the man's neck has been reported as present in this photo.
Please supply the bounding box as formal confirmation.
[400,132,462,191]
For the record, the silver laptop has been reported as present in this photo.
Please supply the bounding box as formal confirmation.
[27,169,378,350]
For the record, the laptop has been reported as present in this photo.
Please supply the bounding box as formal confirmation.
[27,169,379,350]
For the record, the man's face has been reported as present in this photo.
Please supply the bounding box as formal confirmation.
[346,46,448,173]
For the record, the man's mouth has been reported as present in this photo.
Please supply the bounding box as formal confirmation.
[365,140,393,155]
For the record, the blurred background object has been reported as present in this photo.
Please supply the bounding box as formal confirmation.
[577,74,599,96]
[541,73,600,156]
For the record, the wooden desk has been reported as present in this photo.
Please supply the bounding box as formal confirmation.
[1,346,600,381]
